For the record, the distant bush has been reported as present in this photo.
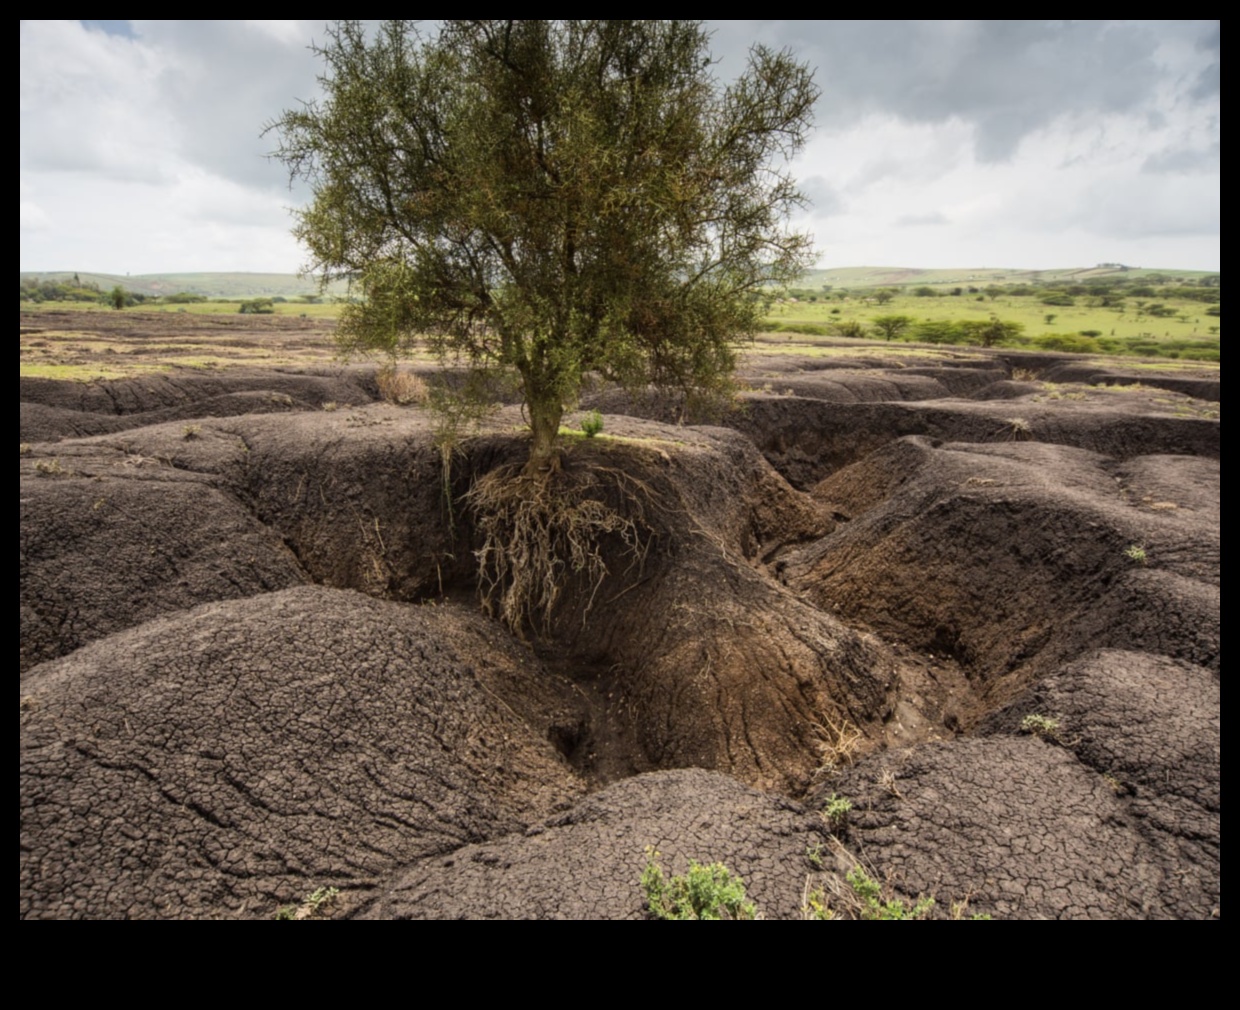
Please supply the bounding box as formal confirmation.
[238,298,275,314]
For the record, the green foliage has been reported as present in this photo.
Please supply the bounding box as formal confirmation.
[580,410,604,438]
[641,847,757,920]
[238,298,275,315]
[270,20,818,470]
[846,867,935,920]
[823,793,853,831]
[871,314,912,342]
[1020,713,1061,739]
[109,286,128,311]
[1123,543,1148,565]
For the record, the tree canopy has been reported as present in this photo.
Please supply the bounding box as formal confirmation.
[270,20,818,469]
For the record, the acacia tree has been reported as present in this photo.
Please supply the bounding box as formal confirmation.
[871,314,912,342]
[270,20,818,472]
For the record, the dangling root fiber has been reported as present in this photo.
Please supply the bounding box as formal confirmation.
[467,463,656,638]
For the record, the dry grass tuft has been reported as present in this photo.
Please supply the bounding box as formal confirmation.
[376,365,429,405]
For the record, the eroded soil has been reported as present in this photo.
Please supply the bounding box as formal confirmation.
[20,312,1220,918]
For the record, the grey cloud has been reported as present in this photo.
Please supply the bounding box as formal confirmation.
[131,20,328,189]
[711,20,1215,162]
[1075,175,1220,238]
[799,175,846,217]
[1142,143,1220,175]
[896,212,948,227]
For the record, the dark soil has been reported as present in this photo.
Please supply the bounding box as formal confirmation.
[19,314,1220,919]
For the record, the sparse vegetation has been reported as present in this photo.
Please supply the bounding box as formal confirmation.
[1020,713,1061,739]
[641,847,756,920]
[1124,543,1148,565]
[274,886,340,920]
[803,865,936,921]
[33,458,65,476]
[182,424,202,441]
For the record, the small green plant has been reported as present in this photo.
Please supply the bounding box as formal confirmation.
[182,424,202,441]
[802,884,833,920]
[1020,713,1060,739]
[274,885,340,920]
[805,842,824,869]
[823,793,853,832]
[34,458,65,476]
[1124,543,1148,565]
[322,400,339,412]
[641,847,756,920]
[580,410,604,438]
[846,866,935,920]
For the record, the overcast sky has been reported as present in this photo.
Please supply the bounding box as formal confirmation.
[20,20,1221,275]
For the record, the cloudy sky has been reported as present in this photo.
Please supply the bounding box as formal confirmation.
[20,20,1220,275]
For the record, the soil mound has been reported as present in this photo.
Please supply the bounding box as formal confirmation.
[816,649,1218,919]
[365,768,828,919]
[732,396,1220,489]
[20,369,374,420]
[20,440,307,672]
[783,439,1219,715]
[20,587,585,919]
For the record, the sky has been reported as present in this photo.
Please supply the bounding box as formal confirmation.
[20,20,1221,276]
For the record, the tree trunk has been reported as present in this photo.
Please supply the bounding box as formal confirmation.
[525,390,563,475]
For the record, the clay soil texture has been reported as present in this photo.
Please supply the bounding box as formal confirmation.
[20,314,1220,919]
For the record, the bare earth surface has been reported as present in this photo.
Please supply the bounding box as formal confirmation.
[20,312,1220,918]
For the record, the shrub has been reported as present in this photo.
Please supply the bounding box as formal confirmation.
[641,847,756,920]
[823,793,853,832]
[846,867,935,920]
[580,410,604,438]
[376,365,429,405]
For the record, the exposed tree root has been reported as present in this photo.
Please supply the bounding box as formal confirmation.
[467,461,657,638]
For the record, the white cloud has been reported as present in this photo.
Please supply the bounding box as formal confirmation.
[19,20,1220,273]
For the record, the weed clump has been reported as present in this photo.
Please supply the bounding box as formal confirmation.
[274,885,340,920]
[376,364,428,405]
[1020,713,1061,739]
[641,847,756,920]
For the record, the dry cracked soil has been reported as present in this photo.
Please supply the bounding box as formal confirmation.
[19,312,1220,919]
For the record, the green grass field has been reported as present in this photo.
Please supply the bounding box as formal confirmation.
[764,289,1219,360]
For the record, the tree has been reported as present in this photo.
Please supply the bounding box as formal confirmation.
[270,20,818,472]
[871,314,912,342]
[108,286,127,311]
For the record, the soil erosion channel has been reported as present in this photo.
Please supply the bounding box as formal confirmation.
[20,316,1219,918]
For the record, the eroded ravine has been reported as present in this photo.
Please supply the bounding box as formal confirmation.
[21,352,1220,918]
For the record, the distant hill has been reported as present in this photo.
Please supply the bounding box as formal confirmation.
[801,265,1218,290]
[21,266,1218,298]
[18,271,351,299]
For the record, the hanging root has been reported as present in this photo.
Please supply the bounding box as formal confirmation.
[466,463,656,637]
